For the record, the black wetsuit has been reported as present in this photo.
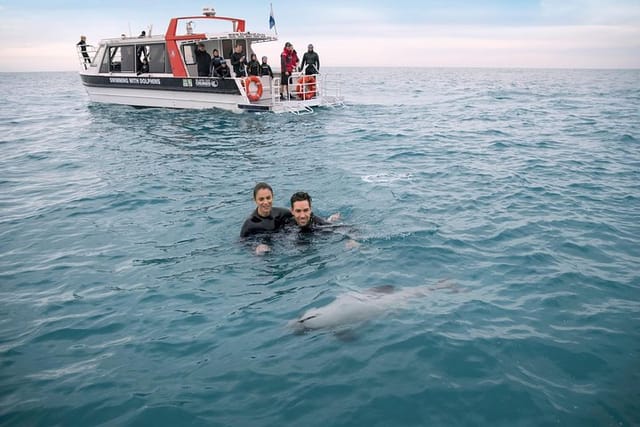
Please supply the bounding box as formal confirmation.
[230,51,247,77]
[260,63,273,78]
[286,213,330,233]
[240,207,292,238]
[194,48,211,76]
[77,40,90,63]
[247,60,261,76]
[300,51,320,75]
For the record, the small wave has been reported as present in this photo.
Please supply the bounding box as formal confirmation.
[361,172,412,183]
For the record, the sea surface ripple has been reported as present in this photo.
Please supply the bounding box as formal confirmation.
[1,68,639,426]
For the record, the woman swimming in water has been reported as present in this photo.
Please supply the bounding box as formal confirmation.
[240,182,292,254]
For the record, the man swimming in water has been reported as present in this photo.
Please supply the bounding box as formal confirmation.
[287,191,330,232]
[287,191,360,248]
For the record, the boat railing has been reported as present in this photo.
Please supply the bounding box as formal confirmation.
[234,72,343,113]
[76,44,98,71]
[271,76,282,102]
[289,72,344,106]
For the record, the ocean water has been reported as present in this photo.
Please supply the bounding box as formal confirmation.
[1,67,639,426]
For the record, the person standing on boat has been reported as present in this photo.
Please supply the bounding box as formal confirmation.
[280,42,298,99]
[260,56,273,78]
[209,49,223,76]
[194,43,211,77]
[230,44,248,77]
[77,36,90,65]
[247,54,261,76]
[300,44,320,75]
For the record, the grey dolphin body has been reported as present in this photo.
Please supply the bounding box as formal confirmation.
[291,282,451,333]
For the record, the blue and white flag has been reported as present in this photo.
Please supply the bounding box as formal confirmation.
[269,3,276,30]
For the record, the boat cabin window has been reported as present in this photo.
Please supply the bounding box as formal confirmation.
[101,45,134,73]
[135,45,148,73]
[100,43,170,74]
[147,44,171,73]
[222,40,233,59]
[93,45,106,68]
[120,46,135,72]
[224,40,251,59]
[183,43,196,65]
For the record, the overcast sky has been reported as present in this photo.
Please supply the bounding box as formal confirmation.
[0,0,639,71]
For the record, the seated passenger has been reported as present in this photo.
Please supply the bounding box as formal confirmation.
[210,52,230,78]
[137,58,149,75]
[214,60,230,78]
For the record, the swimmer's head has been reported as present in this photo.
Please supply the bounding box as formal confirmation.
[253,182,274,217]
[290,191,311,208]
[290,192,313,227]
[253,182,273,199]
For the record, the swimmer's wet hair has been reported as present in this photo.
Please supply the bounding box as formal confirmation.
[290,191,311,207]
[253,182,273,199]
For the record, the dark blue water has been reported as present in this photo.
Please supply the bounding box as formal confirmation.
[1,68,639,426]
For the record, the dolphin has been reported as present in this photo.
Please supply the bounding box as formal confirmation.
[290,281,454,334]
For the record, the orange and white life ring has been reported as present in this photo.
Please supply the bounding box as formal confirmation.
[296,75,316,100]
[244,76,263,102]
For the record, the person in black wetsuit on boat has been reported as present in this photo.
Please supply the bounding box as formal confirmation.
[240,182,292,254]
[260,56,273,78]
[77,35,91,66]
[299,44,319,75]
[194,43,211,77]
[247,53,261,76]
[230,44,247,77]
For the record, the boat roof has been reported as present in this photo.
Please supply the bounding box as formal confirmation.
[101,32,276,45]
[100,11,276,45]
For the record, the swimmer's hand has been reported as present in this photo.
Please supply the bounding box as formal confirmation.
[327,212,341,223]
[255,244,271,255]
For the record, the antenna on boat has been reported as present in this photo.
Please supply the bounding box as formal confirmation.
[203,7,216,16]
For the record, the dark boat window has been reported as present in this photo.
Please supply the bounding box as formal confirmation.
[222,40,233,58]
[101,45,135,73]
[120,46,135,72]
[102,46,121,72]
[148,44,166,73]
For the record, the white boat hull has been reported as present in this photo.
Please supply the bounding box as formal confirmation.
[85,85,243,111]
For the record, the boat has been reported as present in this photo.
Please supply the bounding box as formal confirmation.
[76,7,343,114]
